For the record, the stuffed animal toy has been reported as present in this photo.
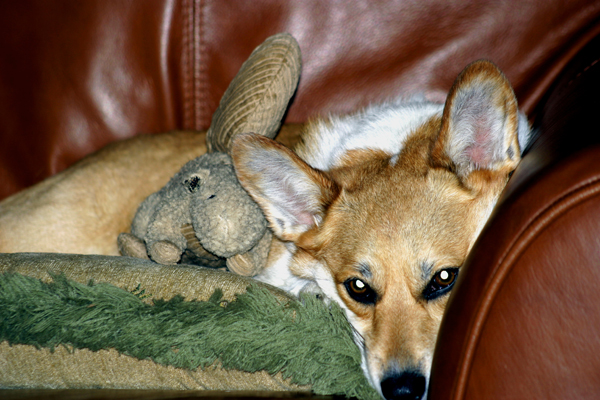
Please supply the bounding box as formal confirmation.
[117,33,301,276]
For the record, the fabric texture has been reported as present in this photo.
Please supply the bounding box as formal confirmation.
[0,253,378,399]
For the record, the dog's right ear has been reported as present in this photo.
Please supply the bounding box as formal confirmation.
[232,133,338,242]
[431,60,524,178]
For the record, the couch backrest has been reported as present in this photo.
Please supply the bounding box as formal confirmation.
[1,0,599,200]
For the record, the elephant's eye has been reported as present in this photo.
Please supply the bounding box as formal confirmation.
[184,176,201,193]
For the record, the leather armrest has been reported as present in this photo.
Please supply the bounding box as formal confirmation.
[429,33,600,399]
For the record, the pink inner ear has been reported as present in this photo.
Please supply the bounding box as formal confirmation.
[278,180,318,227]
[295,211,316,227]
[465,145,491,166]
[455,106,504,169]
[464,128,495,167]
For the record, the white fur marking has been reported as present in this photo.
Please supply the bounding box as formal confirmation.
[301,99,444,170]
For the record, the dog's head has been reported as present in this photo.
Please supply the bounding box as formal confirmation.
[232,61,528,400]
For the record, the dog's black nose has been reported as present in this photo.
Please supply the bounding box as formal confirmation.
[380,371,426,400]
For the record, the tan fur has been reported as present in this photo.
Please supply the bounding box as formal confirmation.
[0,132,207,255]
[291,116,510,379]
[0,124,305,255]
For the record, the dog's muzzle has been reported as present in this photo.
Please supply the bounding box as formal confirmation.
[381,370,426,400]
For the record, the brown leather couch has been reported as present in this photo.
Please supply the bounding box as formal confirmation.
[1,1,600,398]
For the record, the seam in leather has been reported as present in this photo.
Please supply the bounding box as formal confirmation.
[194,0,207,130]
[182,0,194,129]
[568,57,600,86]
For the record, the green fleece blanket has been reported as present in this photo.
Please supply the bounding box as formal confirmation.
[0,271,378,399]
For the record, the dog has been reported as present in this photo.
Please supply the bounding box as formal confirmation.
[0,60,529,400]
[231,60,531,400]
[0,131,208,255]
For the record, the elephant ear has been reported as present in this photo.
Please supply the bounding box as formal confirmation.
[205,33,302,154]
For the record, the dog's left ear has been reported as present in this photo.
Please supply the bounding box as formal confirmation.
[432,60,525,177]
[231,133,339,243]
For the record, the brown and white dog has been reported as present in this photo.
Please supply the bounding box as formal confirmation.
[0,60,530,400]
[231,60,531,400]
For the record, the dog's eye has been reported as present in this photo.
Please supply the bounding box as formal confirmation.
[423,268,459,301]
[434,268,457,287]
[344,278,377,305]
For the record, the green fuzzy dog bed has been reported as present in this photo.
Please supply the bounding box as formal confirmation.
[0,253,378,399]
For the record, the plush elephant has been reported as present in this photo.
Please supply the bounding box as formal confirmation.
[117,33,301,276]
[118,152,271,275]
